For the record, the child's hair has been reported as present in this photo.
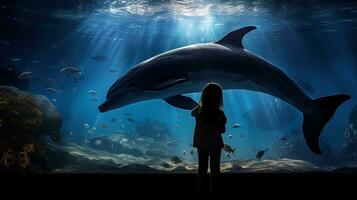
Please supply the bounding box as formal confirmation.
[199,82,223,121]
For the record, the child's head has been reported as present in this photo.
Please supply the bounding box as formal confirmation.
[199,82,223,111]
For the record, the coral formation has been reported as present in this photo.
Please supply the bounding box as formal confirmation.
[0,86,62,170]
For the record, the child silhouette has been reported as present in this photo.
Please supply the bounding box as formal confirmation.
[191,82,227,196]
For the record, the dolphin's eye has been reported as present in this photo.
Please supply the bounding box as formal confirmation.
[127,82,136,88]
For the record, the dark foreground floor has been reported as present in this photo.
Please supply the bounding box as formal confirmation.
[2,172,357,197]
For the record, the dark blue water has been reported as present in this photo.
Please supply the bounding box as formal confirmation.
[1,0,357,172]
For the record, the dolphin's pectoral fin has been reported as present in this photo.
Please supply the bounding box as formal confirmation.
[164,95,198,110]
[215,26,256,49]
[148,78,187,91]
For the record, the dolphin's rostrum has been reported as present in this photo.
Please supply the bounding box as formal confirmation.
[99,26,350,155]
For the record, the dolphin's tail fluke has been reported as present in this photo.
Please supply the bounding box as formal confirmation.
[303,94,350,154]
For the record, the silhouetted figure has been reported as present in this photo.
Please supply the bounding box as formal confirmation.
[191,82,227,196]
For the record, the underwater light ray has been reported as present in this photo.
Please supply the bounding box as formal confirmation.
[318,21,357,95]
[174,14,217,45]
[58,20,130,128]
[224,90,244,123]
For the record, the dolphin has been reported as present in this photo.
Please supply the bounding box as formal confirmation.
[99,26,350,154]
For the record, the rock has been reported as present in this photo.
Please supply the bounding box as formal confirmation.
[170,156,183,164]
[160,162,171,168]
[0,86,62,169]
[0,86,62,138]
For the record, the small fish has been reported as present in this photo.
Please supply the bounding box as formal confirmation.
[46,79,56,84]
[174,123,181,129]
[182,151,186,156]
[228,134,233,139]
[88,90,98,96]
[51,98,57,103]
[91,55,107,62]
[119,138,128,145]
[223,144,236,155]
[60,65,81,75]
[128,117,135,123]
[94,140,102,146]
[232,123,243,128]
[225,153,231,159]
[46,87,61,94]
[84,139,90,144]
[10,58,22,62]
[83,123,90,129]
[108,68,118,73]
[18,71,34,79]
[256,149,269,160]
[91,127,96,132]
[0,40,10,45]
[32,60,40,64]
[86,130,94,134]
[280,137,288,141]
[190,150,194,155]
[101,124,108,129]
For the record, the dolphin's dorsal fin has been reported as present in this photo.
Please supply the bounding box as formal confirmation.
[215,26,256,48]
